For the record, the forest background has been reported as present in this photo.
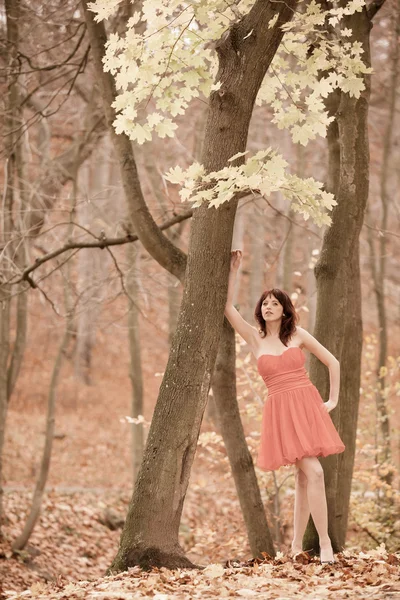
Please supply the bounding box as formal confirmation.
[0,0,400,596]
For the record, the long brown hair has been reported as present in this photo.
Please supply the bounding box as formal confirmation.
[254,289,299,344]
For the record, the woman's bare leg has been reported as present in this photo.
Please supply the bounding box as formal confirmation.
[291,465,310,553]
[295,456,334,562]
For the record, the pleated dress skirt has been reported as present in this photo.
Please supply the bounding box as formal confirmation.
[256,347,345,471]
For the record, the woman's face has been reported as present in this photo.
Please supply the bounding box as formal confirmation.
[261,294,284,322]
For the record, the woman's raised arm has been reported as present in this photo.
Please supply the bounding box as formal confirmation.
[224,250,259,348]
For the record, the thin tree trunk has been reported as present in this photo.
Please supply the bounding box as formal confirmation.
[0,294,10,533]
[0,0,20,533]
[211,319,275,557]
[127,243,144,484]
[74,160,103,384]
[12,320,73,551]
[303,8,372,554]
[7,107,29,399]
[366,3,399,479]
[365,211,392,471]
[82,0,296,571]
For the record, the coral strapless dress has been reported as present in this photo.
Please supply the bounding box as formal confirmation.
[256,347,345,471]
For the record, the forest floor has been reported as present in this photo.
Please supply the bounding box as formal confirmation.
[2,462,399,599]
[1,482,400,600]
[1,484,399,599]
[1,298,399,599]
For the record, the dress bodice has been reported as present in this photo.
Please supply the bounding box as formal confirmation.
[257,347,313,397]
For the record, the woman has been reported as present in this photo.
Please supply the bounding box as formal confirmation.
[224,250,345,565]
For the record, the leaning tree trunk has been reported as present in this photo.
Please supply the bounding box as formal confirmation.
[84,0,297,571]
[303,8,372,554]
[211,319,275,558]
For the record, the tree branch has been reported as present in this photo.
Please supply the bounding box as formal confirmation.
[82,0,187,282]
[367,0,387,20]
[13,209,193,288]
[16,22,87,74]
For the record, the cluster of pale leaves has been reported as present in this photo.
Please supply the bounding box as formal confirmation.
[88,0,369,223]
[165,149,336,226]
[258,0,372,145]
[89,0,370,144]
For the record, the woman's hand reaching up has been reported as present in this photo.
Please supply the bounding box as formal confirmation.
[230,249,242,272]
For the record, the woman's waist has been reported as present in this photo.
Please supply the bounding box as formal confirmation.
[262,369,313,396]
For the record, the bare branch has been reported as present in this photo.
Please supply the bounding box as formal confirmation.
[13,209,193,287]
[16,22,87,74]
[367,0,387,20]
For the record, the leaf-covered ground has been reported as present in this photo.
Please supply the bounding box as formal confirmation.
[2,547,400,599]
[1,488,399,600]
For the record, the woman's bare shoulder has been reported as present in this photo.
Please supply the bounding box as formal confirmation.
[293,326,308,349]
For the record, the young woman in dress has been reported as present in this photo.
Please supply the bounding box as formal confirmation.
[224,250,345,564]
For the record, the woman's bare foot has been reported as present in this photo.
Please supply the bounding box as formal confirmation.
[320,541,335,563]
[290,543,303,555]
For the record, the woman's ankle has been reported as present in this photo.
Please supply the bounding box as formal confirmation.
[291,540,303,551]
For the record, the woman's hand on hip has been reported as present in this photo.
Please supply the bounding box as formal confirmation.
[322,399,337,413]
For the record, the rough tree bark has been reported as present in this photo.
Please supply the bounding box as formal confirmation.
[83,0,296,571]
[303,5,376,553]
[366,3,399,481]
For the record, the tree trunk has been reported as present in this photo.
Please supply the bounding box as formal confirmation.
[0,0,20,533]
[7,104,28,400]
[83,0,297,571]
[127,243,145,484]
[366,4,399,481]
[0,293,10,533]
[74,160,103,384]
[303,8,372,554]
[335,243,362,548]
[211,319,275,558]
[12,320,73,551]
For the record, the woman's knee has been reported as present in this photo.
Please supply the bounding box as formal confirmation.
[295,466,308,487]
[296,457,324,483]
